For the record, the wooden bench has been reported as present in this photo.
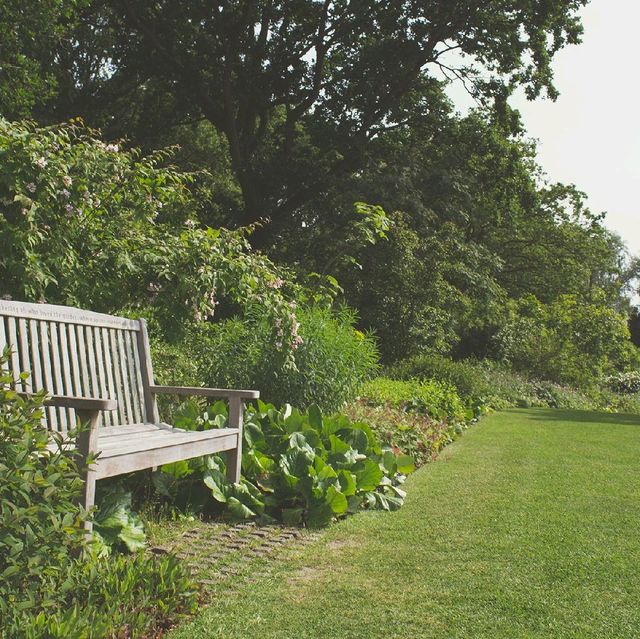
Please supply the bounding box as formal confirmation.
[0,300,259,530]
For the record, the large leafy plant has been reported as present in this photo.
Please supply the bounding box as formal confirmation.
[157,400,414,528]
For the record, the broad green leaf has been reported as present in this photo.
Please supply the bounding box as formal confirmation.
[307,404,323,431]
[281,508,304,526]
[326,486,348,515]
[338,470,357,497]
[354,459,384,491]
[203,470,229,502]
[397,455,415,474]
[227,497,256,520]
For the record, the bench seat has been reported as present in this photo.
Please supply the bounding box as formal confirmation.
[47,423,241,479]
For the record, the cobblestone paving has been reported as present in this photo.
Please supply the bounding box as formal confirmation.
[152,522,322,590]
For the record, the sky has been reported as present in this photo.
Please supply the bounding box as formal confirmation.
[511,0,639,259]
[444,0,639,259]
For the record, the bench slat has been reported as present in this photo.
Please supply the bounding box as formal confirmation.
[124,330,143,424]
[99,423,164,438]
[0,316,7,359]
[74,324,92,402]
[7,317,22,390]
[38,321,58,430]
[67,324,83,399]
[101,327,120,424]
[92,327,113,426]
[17,319,31,392]
[49,322,70,433]
[116,330,134,424]
[107,328,124,423]
[28,320,42,392]
[95,431,239,479]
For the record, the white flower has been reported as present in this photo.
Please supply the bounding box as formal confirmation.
[35,157,47,169]
[26,182,36,193]
[184,219,197,228]
[65,203,75,215]
[63,175,72,187]
[61,189,70,198]
[105,143,119,152]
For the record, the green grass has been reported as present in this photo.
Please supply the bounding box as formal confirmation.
[168,409,640,639]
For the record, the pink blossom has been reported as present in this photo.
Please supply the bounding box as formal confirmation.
[267,277,285,289]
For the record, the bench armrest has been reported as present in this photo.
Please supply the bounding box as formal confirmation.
[149,385,259,400]
[19,393,117,412]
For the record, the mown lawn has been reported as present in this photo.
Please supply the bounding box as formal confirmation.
[168,409,640,639]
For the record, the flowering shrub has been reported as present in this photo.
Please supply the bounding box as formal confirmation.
[0,118,297,347]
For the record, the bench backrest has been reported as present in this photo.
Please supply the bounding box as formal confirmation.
[0,300,158,432]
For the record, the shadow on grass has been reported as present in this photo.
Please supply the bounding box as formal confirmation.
[508,407,640,427]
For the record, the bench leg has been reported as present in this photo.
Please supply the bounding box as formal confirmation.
[77,409,100,534]
[82,470,97,533]
[226,397,243,483]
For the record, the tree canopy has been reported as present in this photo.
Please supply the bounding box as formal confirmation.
[9,0,587,234]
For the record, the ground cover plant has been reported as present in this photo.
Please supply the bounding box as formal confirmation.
[166,408,640,639]
[0,359,198,639]
[342,377,471,467]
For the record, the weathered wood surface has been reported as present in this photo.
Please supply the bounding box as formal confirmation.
[0,300,140,330]
[1,300,259,516]
[150,385,260,399]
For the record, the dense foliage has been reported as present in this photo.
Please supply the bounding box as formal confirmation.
[8,1,588,236]
[153,307,378,413]
[0,357,197,638]
[389,356,640,415]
